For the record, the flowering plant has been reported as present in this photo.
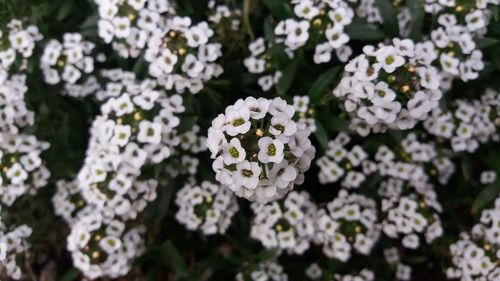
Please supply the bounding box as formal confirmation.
[0,0,499,280]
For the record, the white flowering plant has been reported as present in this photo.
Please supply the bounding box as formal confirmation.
[0,0,500,280]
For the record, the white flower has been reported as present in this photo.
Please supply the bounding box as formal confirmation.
[225,108,251,136]
[112,17,131,38]
[480,171,496,184]
[258,137,284,164]
[293,0,319,20]
[6,163,28,185]
[111,124,131,147]
[465,10,486,32]
[268,161,298,189]
[182,54,204,78]
[137,120,162,145]
[222,138,246,165]
[99,236,122,254]
[236,161,261,190]
[269,113,297,136]
[375,46,405,73]
[325,25,349,49]
[156,49,178,74]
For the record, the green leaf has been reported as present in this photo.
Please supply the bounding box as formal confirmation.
[59,267,80,281]
[163,240,189,279]
[276,57,299,96]
[314,120,329,150]
[256,249,277,262]
[57,0,74,20]
[375,0,399,37]
[262,0,294,20]
[345,20,385,40]
[472,183,500,214]
[308,66,341,103]
[407,0,424,41]
[476,37,499,49]
[155,185,175,225]
[461,155,472,180]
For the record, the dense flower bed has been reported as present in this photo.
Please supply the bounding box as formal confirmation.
[0,0,499,280]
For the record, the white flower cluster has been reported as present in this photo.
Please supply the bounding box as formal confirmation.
[314,190,380,262]
[52,179,95,225]
[0,74,34,133]
[306,264,375,281]
[0,20,49,280]
[58,75,186,278]
[333,38,443,135]
[208,2,241,31]
[380,183,443,249]
[316,132,372,187]
[0,221,32,280]
[447,196,500,281]
[40,33,95,86]
[376,134,455,185]
[243,37,283,92]
[95,0,175,58]
[424,89,500,153]
[165,125,208,178]
[175,180,238,235]
[354,0,381,24]
[383,247,413,280]
[236,259,288,281]
[423,0,498,15]
[0,132,50,205]
[144,16,223,94]
[76,85,183,219]
[67,213,146,279]
[275,0,354,63]
[317,133,455,188]
[431,14,485,85]
[207,97,315,203]
[250,191,316,254]
[0,19,42,76]
[293,96,316,133]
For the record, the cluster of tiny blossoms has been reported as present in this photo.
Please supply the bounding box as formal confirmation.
[317,132,372,187]
[0,218,32,280]
[40,33,95,86]
[380,183,444,250]
[207,96,315,203]
[0,132,50,205]
[144,16,223,94]
[175,179,238,235]
[67,213,146,279]
[250,191,316,254]
[95,0,175,58]
[236,259,288,281]
[0,19,42,76]
[59,74,186,278]
[0,20,49,280]
[306,264,375,281]
[317,132,455,188]
[447,196,500,281]
[333,38,442,135]
[424,89,500,153]
[314,190,380,262]
[0,74,34,134]
[164,124,208,178]
[431,14,485,85]
[293,96,317,133]
[274,0,354,63]
[243,37,284,92]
